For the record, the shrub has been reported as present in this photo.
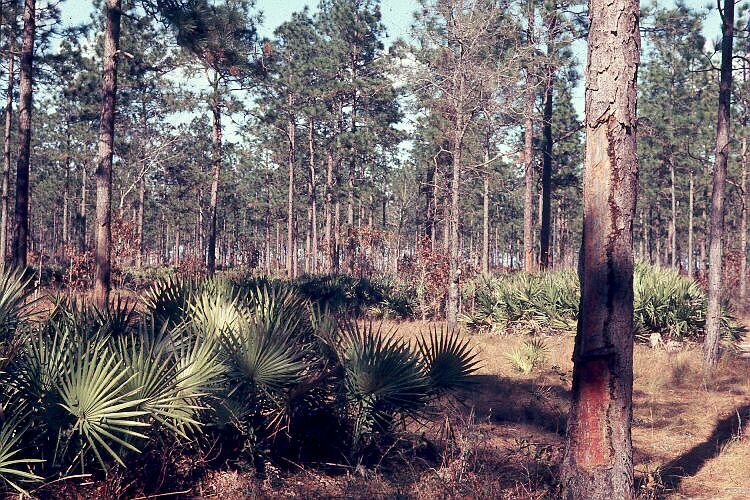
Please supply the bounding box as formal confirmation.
[462,263,741,343]
[0,270,480,494]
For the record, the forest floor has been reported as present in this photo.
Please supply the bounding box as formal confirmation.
[194,322,750,499]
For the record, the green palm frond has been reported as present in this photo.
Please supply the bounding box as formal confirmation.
[0,417,42,495]
[506,339,548,374]
[93,295,137,337]
[220,317,308,395]
[143,276,193,328]
[172,326,226,414]
[246,282,310,341]
[58,342,150,468]
[417,326,481,393]
[115,322,204,435]
[189,292,247,338]
[0,267,37,339]
[339,322,430,442]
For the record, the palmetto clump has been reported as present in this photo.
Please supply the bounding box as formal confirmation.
[0,270,480,494]
[463,263,740,343]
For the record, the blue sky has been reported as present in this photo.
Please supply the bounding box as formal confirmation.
[58,0,726,125]
[61,0,420,44]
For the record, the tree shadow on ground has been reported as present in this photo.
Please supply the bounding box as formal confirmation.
[658,403,750,490]
[458,374,571,436]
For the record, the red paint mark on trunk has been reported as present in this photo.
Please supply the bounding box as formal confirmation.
[574,358,610,467]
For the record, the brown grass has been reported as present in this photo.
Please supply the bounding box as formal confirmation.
[189,321,750,498]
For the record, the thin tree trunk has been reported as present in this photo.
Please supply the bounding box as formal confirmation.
[12,0,35,269]
[446,119,464,330]
[2,28,15,268]
[688,171,694,277]
[136,174,145,268]
[522,4,535,273]
[79,166,87,252]
[522,84,535,272]
[740,140,747,301]
[307,118,317,274]
[540,17,556,270]
[669,161,677,269]
[286,97,296,278]
[324,150,334,272]
[62,130,70,252]
[561,0,639,496]
[481,166,490,274]
[207,83,222,275]
[704,0,734,371]
[93,0,121,306]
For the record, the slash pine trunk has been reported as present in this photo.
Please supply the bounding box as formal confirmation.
[561,0,640,497]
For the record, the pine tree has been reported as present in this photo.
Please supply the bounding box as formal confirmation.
[561,0,639,495]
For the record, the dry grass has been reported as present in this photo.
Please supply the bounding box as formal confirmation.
[192,321,750,498]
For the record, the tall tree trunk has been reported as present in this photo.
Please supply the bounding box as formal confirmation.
[481,166,490,274]
[62,130,70,253]
[670,161,677,268]
[93,0,121,306]
[207,84,222,275]
[334,200,340,273]
[688,171,694,277]
[740,140,748,301]
[79,166,87,252]
[561,0,640,497]
[324,150,334,272]
[12,0,35,269]
[1,36,14,268]
[286,100,296,278]
[136,174,145,268]
[446,119,464,330]
[522,4,536,273]
[540,65,554,269]
[522,83,535,272]
[704,0,734,371]
[307,118,317,274]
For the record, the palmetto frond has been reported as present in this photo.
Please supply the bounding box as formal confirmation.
[58,342,149,468]
[0,417,42,494]
[189,292,248,338]
[143,276,194,328]
[220,317,308,396]
[339,322,430,442]
[0,267,37,340]
[115,322,204,435]
[417,326,481,393]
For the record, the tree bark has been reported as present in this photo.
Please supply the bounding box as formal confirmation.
[136,173,145,268]
[286,96,296,278]
[522,4,536,273]
[522,81,535,273]
[79,165,87,252]
[561,0,639,497]
[12,0,35,270]
[740,139,747,301]
[324,150,334,272]
[446,114,464,330]
[704,0,734,372]
[540,64,554,270]
[688,171,694,277]
[1,29,15,268]
[481,165,490,274]
[307,117,317,274]
[93,0,121,307]
[207,83,222,275]
[670,161,677,268]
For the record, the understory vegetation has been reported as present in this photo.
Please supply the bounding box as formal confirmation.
[0,269,479,496]
[462,263,742,342]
